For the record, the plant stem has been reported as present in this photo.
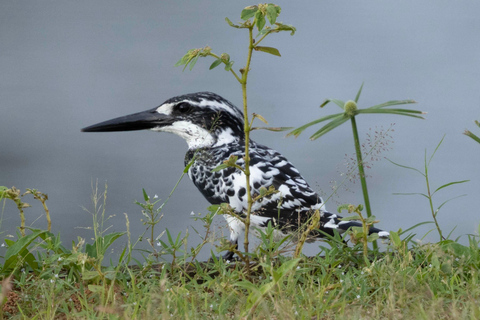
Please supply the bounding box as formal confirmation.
[241,25,255,269]
[424,158,444,241]
[350,116,378,250]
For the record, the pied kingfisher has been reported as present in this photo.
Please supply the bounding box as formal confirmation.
[82,92,388,260]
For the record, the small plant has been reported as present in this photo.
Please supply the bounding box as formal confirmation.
[388,136,469,241]
[175,4,296,266]
[338,204,380,265]
[289,84,424,249]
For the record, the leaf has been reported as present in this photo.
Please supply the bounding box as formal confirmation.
[212,164,229,172]
[255,10,266,31]
[287,113,344,137]
[189,54,199,71]
[241,6,258,20]
[253,113,269,124]
[434,180,469,194]
[225,17,241,28]
[340,215,361,221]
[250,126,294,132]
[354,82,364,103]
[266,4,279,24]
[356,108,425,119]
[464,130,480,144]
[389,231,401,247]
[3,230,49,271]
[385,158,425,176]
[369,100,417,109]
[209,59,222,70]
[254,46,281,56]
[142,188,149,202]
[320,98,345,109]
[310,115,350,140]
[436,194,467,211]
[273,22,296,35]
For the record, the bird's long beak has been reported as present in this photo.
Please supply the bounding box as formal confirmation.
[81,108,172,132]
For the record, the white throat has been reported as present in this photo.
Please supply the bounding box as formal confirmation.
[152,121,215,149]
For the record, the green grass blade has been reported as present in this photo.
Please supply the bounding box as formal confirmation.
[356,108,425,119]
[393,192,429,199]
[369,100,417,109]
[428,134,445,166]
[464,130,480,144]
[320,98,345,109]
[251,126,294,132]
[398,221,434,236]
[385,158,425,176]
[354,82,364,103]
[310,115,349,140]
[433,180,469,194]
[437,194,467,212]
[288,113,343,137]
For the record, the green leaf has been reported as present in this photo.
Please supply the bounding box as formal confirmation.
[354,82,364,103]
[434,180,469,194]
[4,230,49,271]
[386,158,425,176]
[241,6,258,20]
[189,54,199,71]
[224,61,234,71]
[251,126,294,132]
[389,231,401,247]
[320,98,345,109]
[340,215,361,221]
[287,113,344,137]
[367,233,379,242]
[212,164,229,172]
[209,59,222,70]
[273,23,296,35]
[310,115,350,140]
[254,46,281,56]
[356,108,425,119]
[225,17,241,28]
[255,10,266,31]
[369,100,417,109]
[142,188,149,202]
[464,130,480,144]
[437,194,467,211]
[266,4,279,24]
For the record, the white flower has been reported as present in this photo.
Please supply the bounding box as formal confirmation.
[429,264,432,268]
[340,279,344,283]
[190,211,195,216]
[50,279,55,283]
[1,243,5,247]
[154,194,159,199]
[356,295,360,299]
[54,274,59,278]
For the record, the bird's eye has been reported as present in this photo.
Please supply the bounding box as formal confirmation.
[176,103,191,113]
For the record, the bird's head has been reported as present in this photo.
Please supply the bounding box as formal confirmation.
[82,92,245,149]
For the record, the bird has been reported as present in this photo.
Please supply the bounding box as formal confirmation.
[82,92,389,260]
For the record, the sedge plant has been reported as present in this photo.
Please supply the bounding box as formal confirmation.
[175,4,295,266]
[289,84,424,249]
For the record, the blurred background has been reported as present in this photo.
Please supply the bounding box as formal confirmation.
[1,1,479,261]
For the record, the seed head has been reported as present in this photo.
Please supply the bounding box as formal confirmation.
[344,100,358,117]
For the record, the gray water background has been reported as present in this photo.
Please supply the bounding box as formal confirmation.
[1,1,479,261]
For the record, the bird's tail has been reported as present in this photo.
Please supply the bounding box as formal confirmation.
[320,211,390,238]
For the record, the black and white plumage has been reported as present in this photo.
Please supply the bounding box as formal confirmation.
[82,92,389,259]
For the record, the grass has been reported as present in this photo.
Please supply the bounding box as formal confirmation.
[1,183,480,319]
[1,229,480,319]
